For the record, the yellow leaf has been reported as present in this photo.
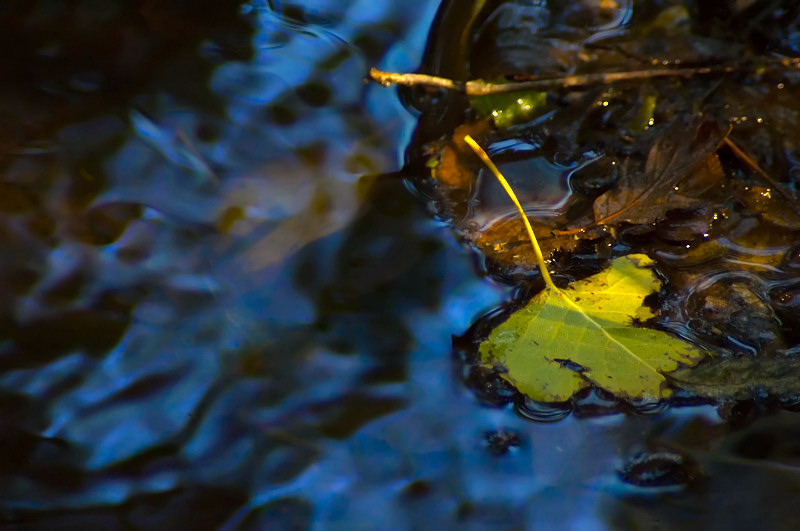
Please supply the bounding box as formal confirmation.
[464,134,706,403]
[479,254,706,402]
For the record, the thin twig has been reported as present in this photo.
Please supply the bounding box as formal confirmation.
[368,68,464,92]
[723,136,795,202]
[370,66,735,95]
[369,58,800,96]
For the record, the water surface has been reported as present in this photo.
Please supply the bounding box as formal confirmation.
[2,1,800,529]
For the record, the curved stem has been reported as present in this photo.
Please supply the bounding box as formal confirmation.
[464,135,557,290]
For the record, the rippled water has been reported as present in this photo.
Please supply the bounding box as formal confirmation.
[2,1,800,529]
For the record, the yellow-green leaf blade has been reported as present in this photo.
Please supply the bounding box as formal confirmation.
[480,254,707,402]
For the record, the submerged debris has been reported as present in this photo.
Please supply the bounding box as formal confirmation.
[618,451,700,489]
[386,0,800,410]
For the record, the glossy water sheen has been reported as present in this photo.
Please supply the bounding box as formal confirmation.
[2,1,800,529]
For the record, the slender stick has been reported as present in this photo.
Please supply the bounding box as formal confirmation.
[723,136,795,202]
[368,68,464,91]
[369,66,730,96]
[369,59,800,96]
[464,135,557,290]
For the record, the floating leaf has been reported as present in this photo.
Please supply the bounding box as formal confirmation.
[479,254,706,402]
[592,120,725,226]
[464,134,706,403]
[733,183,800,230]
[471,90,549,128]
[470,215,591,271]
[430,121,491,188]
[668,357,800,401]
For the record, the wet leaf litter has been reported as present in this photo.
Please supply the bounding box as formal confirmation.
[587,121,726,228]
[372,1,800,412]
[466,136,705,402]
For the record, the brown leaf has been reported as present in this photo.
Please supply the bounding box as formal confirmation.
[469,215,602,271]
[668,357,800,401]
[593,120,725,226]
[432,121,491,188]
[734,183,800,230]
[686,152,724,195]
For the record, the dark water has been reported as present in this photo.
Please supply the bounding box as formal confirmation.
[2,1,800,529]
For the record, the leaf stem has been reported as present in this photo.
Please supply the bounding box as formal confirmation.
[464,135,557,290]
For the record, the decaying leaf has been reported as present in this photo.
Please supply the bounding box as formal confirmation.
[470,90,549,128]
[668,357,800,401]
[689,280,785,356]
[470,215,595,270]
[430,121,491,188]
[733,183,800,230]
[479,254,706,402]
[592,121,726,227]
